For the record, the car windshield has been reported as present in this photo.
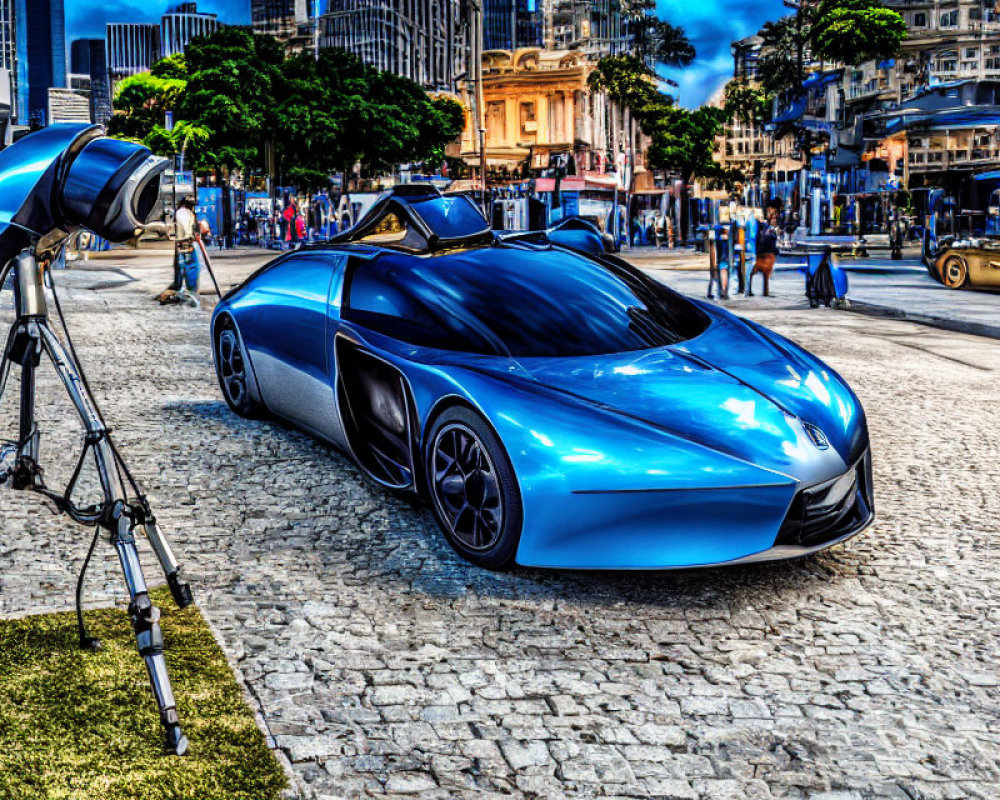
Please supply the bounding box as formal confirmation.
[409,196,490,239]
[343,247,709,358]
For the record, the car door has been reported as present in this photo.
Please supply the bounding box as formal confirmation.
[236,251,347,442]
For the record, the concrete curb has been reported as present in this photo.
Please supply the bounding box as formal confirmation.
[844,300,1000,340]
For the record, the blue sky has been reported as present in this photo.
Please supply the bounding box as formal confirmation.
[653,0,786,107]
[67,0,786,108]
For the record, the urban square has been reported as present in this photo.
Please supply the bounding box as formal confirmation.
[0,1,997,799]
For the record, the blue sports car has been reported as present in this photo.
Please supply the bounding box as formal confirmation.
[211,186,873,570]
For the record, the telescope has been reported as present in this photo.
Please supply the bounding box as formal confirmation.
[0,124,192,755]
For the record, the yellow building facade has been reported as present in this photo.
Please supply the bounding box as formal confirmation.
[461,48,613,178]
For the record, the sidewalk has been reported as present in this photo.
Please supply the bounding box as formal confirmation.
[638,254,1000,340]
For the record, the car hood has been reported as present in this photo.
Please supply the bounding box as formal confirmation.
[514,309,865,482]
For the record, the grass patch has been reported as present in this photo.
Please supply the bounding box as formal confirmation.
[0,588,287,800]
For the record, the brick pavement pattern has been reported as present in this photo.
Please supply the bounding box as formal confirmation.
[1,270,998,800]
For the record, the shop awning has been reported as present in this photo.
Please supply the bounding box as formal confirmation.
[583,173,621,190]
[533,176,586,192]
[884,106,1000,135]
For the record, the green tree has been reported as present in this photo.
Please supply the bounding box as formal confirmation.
[643,105,728,183]
[756,16,809,96]
[272,48,466,187]
[588,53,661,110]
[107,72,187,141]
[648,21,696,67]
[725,79,771,125]
[810,0,905,66]
[144,120,212,169]
[150,53,188,80]
[421,95,466,169]
[175,27,285,171]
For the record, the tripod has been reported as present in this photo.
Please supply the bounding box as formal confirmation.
[0,248,192,755]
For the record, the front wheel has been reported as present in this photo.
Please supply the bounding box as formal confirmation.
[214,318,264,418]
[940,255,969,289]
[425,407,522,569]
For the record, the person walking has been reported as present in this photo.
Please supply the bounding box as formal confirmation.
[749,205,779,297]
[284,199,299,249]
[174,196,201,308]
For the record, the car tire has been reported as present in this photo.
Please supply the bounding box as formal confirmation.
[425,406,522,569]
[214,317,264,418]
[940,254,969,289]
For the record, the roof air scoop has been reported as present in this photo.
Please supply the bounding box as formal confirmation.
[336,185,493,252]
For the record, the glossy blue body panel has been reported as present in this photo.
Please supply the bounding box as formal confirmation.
[212,240,872,569]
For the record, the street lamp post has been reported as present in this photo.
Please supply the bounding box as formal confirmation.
[465,0,488,212]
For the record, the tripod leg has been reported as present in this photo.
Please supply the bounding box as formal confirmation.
[144,518,193,609]
[37,324,188,755]
[17,321,40,471]
[104,493,188,756]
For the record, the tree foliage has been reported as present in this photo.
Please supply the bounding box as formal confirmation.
[644,105,728,181]
[106,28,465,186]
[756,15,807,96]
[725,79,771,125]
[589,54,725,182]
[107,72,186,141]
[175,27,285,170]
[810,0,905,65]
[588,54,661,110]
[648,21,696,67]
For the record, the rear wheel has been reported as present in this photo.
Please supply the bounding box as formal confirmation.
[940,255,969,289]
[214,318,264,418]
[425,407,522,569]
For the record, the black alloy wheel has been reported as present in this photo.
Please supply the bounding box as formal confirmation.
[426,406,522,569]
[215,319,262,418]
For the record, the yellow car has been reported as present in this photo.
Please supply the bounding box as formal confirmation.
[934,241,1000,289]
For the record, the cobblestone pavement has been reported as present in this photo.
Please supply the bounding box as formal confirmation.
[1,262,998,800]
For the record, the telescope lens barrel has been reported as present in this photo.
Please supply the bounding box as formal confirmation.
[60,138,168,242]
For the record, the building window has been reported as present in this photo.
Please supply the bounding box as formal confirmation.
[966,48,978,59]
[520,102,537,137]
[486,101,505,143]
[940,10,958,27]
[913,12,926,27]
[970,7,982,21]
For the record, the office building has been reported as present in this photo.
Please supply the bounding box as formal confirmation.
[106,22,160,79]
[484,0,543,51]
[17,0,66,125]
[0,0,15,122]
[320,0,467,92]
[252,0,308,41]
[70,38,111,125]
[47,82,89,123]
[161,3,219,58]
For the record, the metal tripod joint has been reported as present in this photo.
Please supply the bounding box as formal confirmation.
[13,250,47,319]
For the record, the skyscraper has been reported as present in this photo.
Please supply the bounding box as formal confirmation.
[106,23,160,80]
[16,0,66,125]
[161,3,219,58]
[484,0,543,52]
[251,0,308,41]
[320,0,467,92]
[70,38,112,125]
[0,0,16,122]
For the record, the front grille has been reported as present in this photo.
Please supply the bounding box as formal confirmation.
[775,450,874,547]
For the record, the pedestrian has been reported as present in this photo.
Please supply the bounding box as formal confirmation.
[295,210,307,245]
[165,196,201,308]
[652,212,664,248]
[706,222,729,300]
[284,199,299,249]
[749,205,779,297]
